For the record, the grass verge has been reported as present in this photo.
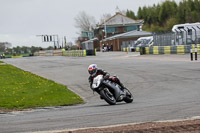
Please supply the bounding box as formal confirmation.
[0,64,84,110]
[0,61,4,63]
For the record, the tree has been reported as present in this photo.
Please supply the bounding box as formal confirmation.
[0,42,12,52]
[13,46,21,54]
[46,46,54,50]
[158,1,177,26]
[99,13,112,24]
[133,0,199,32]
[137,7,143,19]
[164,17,178,31]
[74,11,96,32]
[21,46,30,53]
[126,10,136,19]
[30,46,41,54]
[177,1,185,23]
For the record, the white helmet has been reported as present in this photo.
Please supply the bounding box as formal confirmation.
[88,64,98,76]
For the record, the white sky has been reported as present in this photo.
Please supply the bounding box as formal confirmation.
[0,0,181,48]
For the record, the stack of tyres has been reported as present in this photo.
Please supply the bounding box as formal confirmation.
[140,47,145,55]
[86,50,96,56]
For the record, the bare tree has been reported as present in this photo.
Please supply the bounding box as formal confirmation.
[74,11,96,32]
[99,9,126,25]
[121,10,127,16]
[99,13,112,24]
[115,6,126,15]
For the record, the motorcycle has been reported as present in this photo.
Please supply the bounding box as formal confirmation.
[91,75,133,105]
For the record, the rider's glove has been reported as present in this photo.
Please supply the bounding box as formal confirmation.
[104,74,110,80]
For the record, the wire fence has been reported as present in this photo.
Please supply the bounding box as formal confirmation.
[153,32,176,46]
[153,31,200,46]
[121,30,200,52]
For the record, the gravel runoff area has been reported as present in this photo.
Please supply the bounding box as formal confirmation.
[33,117,200,133]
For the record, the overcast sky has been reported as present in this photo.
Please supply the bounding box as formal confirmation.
[0,0,182,48]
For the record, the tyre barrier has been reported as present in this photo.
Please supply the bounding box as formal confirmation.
[38,50,87,57]
[122,47,136,52]
[63,50,87,57]
[129,44,200,55]
[86,49,96,56]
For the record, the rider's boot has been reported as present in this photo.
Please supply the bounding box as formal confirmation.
[114,77,126,91]
[119,82,126,91]
[100,95,104,100]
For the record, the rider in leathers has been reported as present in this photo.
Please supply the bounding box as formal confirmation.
[88,64,126,91]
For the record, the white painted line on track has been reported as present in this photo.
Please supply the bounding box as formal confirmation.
[28,116,200,133]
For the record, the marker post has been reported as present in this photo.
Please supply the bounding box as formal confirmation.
[192,27,197,60]
[190,45,193,61]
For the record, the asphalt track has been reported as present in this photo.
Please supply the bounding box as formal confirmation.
[1,52,200,133]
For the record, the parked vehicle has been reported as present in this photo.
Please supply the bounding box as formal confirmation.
[135,36,153,47]
[91,75,133,105]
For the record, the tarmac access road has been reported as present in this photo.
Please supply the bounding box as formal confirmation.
[1,52,200,133]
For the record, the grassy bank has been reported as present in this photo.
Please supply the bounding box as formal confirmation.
[0,64,84,110]
[4,53,32,58]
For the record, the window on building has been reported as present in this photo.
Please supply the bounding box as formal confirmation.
[106,27,115,33]
[124,26,137,32]
[115,27,119,33]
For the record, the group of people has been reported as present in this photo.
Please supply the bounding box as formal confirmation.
[0,53,5,59]
[102,44,113,52]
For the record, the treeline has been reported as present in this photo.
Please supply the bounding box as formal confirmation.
[126,0,200,32]
[2,46,54,55]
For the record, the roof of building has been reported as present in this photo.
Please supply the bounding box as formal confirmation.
[102,30,152,41]
[99,13,144,27]
[82,37,98,44]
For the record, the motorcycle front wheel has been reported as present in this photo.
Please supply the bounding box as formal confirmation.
[123,88,133,103]
[100,89,116,105]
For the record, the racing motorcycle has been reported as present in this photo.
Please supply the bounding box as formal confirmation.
[91,75,133,105]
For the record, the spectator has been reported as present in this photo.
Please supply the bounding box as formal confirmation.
[102,44,105,52]
[2,53,5,59]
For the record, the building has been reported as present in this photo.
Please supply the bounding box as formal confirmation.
[77,31,92,50]
[102,30,152,51]
[81,12,152,51]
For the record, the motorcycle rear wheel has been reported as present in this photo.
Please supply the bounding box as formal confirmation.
[123,89,133,103]
[100,89,116,105]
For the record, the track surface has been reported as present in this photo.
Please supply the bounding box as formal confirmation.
[1,52,200,133]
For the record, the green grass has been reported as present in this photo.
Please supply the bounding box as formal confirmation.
[0,61,4,63]
[0,64,84,110]
[5,54,31,58]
